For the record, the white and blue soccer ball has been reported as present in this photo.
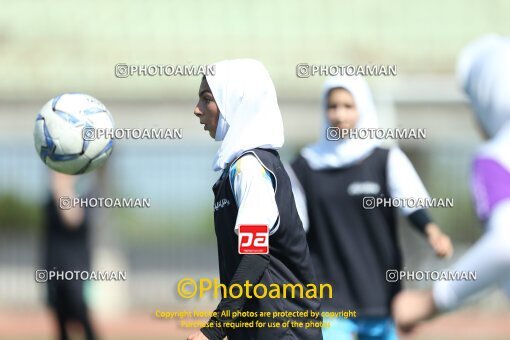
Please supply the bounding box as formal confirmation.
[33,93,114,175]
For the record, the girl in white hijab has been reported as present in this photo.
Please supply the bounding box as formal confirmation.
[394,35,510,331]
[288,75,452,340]
[190,59,323,340]
[301,75,381,169]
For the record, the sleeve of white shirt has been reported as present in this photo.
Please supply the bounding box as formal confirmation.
[387,147,430,216]
[433,200,510,311]
[284,162,309,232]
[229,154,280,235]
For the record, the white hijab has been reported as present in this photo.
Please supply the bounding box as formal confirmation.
[301,75,380,170]
[206,59,284,171]
[458,35,510,170]
[458,35,510,139]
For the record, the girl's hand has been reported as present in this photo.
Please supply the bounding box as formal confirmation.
[392,290,438,332]
[425,223,453,258]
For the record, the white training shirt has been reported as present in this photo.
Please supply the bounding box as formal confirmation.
[290,147,430,232]
[229,154,279,235]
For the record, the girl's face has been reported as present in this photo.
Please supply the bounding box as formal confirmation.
[194,77,220,139]
[326,88,359,130]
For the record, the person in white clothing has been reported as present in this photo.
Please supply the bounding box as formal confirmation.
[393,35,510,331]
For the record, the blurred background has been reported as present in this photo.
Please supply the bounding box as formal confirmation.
[1,0,510,339]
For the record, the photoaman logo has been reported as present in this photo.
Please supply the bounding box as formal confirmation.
[238,225,269,254]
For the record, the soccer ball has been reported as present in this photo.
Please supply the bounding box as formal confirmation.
[34,93,114,175]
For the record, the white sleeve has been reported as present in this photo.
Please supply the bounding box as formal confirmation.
[229,154,279,235]
[433,200,510,311]
[387,147,430,216]
[284,162,309,232]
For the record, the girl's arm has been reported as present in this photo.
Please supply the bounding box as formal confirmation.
[387,147,453,257]
[200,254,270,339]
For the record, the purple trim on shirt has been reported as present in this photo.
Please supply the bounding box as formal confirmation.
[472,158,510,220]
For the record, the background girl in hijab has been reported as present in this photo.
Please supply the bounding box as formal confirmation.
[288,75,453,339]
[189,59,322,340]
[44,171,96,340]
[393,35,510,331]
